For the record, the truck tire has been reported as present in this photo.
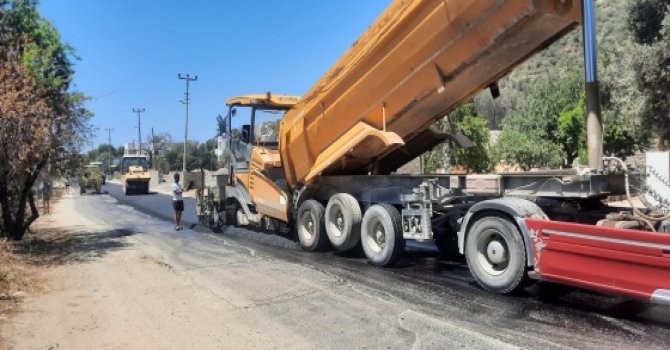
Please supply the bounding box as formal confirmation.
[432,212,463,261]
[464,214,530,294]
[434,232,462,262]
[361,204,405,266]
[297,200,329,251]
[224,203,238,226]
[208,205,223,229]
[325,193,362,251]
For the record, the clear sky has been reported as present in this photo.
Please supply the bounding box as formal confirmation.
[39,0,389,150]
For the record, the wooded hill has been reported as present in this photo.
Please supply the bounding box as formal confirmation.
[477,0,634,130]
[423,0,669,173]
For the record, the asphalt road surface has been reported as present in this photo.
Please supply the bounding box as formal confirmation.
[91,182,670,349]
[103,182,199,228]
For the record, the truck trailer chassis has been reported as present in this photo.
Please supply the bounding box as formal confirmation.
[198,168,670,305]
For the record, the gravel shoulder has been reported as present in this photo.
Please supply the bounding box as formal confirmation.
[0,192,508,350]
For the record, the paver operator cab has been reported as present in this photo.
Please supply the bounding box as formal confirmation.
[207,0,670,304]
[218,94,300,224]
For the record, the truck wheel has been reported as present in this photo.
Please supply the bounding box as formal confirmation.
[297,200,329,251]
[432,212,463,261]
[435,232,462,262]
[209,207,222,229]
[465,215,530,294]
[325,193,362,251]
[361,204,405,266]
[224,202,238,226]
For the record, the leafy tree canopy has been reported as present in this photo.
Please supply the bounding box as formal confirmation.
[424,100,492,173]
[0,0,92,240]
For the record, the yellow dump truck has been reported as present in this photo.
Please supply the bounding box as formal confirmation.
[209,0,670,303]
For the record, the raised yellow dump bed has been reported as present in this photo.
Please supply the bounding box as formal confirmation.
[279,0,581,187]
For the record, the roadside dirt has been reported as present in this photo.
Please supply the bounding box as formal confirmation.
[1,194,417,349]
[0,196,247,349]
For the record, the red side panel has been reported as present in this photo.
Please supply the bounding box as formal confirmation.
[525,218,670,301]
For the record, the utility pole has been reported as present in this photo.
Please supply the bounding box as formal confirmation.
[178,73,198,180]
[151,127,156,170]
[133,108,146,156]
[105,128,114,175]
[582,0,603,171]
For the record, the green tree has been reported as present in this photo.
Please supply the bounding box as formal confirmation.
[447,101,491,172]
[628,1,670,147]
[493,130,564,171]
[495,67,643,169]
[146,132,172,170]
[557,92,586,166]
[424,100,491,173]
[627,0,669,44]
[599,42,649,156]
[163,140,217,172]
[494,71,582,169]
[0,0,91,240]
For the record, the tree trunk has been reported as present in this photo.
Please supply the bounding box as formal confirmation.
[566,154,576,169]
[0,159,46,240]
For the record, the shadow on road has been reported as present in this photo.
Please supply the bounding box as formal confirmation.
[14,227,134,266]
[122,192,159,196]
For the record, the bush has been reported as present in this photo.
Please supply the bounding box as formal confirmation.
[493,130,564,170]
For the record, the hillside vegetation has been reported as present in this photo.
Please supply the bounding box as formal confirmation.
[425,0,668,172]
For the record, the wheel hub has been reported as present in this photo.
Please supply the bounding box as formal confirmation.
[486,240,507,265]
[331,207,344,237]
[375,228,386,247]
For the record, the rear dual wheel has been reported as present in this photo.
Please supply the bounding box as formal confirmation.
[325,193,362,251]
[297,200,329,251]
[360,204,405,267]
[465,215,530,294]
[298,198,406,267]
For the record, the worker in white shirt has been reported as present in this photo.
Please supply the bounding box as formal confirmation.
[172,172,184,230]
